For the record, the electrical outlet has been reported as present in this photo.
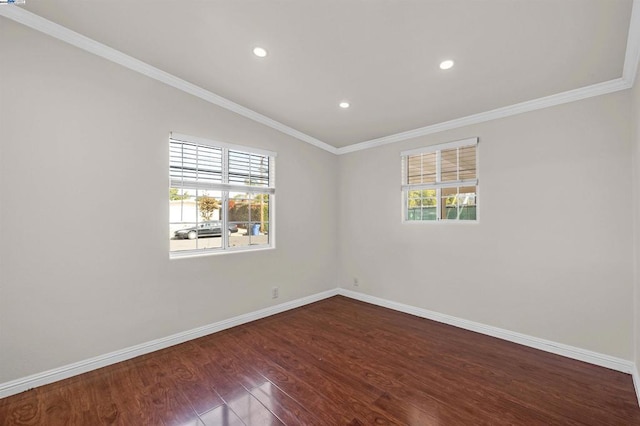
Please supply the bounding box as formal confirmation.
[353,277,359,287]
[272,287,279,299]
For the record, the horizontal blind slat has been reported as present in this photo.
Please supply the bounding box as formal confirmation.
[402,179,478,191]
[170,179,275,194]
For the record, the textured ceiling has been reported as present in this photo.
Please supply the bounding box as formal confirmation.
[12,0,635,148]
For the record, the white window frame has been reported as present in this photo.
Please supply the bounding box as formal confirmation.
[169,132,276,258]
[401,137,478,223]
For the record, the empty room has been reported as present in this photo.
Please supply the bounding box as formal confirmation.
[1,0,640,424]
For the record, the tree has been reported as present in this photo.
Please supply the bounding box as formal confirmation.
[198,196,220,221]
[408,189,436,207]
[169,187,189,200]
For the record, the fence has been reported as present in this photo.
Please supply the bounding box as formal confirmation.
[407,206,476,221]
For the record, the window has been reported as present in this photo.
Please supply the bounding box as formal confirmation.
[169,133,275,256]
[401,137,478,222]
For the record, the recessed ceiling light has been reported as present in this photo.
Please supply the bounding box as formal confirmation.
[253,47,268,58]
[439,60,454,70]
[339,101,350,109]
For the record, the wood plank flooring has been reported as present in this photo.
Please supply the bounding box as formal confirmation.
[1,295,639,425]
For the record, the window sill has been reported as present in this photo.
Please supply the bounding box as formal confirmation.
[402,219,479,225]
[170,245,275,260]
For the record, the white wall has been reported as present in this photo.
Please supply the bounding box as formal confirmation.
[0,19,339,383]
[632,67,640,379]
[1,12,638,389]
[338,91,634,359]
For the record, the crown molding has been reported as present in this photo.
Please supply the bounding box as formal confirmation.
[2,3,639,157]
[336,0,640,154]
[336,78,631,155]
[0,6,339,155]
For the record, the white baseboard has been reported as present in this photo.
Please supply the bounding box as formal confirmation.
[0,288,339,399]
[2,287,638,406]
[338,289,636,375]
[633,365,640,407]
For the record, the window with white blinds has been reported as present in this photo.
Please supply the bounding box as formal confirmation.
[169,133,276,256]
[401,137,478,222]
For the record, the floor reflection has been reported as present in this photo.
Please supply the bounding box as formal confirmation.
[199,404,244,426]
[198,381,276,426]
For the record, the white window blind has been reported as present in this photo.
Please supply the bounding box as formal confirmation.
[170,134,276,194]
[170,141,223,190]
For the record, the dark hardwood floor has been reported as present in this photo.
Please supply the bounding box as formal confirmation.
[1,295,639,425]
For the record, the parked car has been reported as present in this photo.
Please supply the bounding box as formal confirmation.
[174,221,239,240]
